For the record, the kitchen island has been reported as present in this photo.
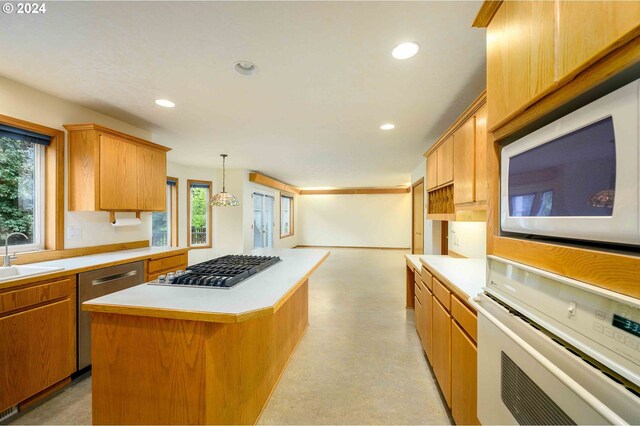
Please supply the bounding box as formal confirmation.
[83,248,329,425]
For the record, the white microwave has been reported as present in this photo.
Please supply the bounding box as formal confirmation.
[501,79,640,246]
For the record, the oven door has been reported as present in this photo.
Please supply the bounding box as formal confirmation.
[500,78,640,246]
[470,294,640,425]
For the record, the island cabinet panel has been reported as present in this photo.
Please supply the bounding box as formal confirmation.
[451,321,479,426]
[91,280,310,425]
[0,277,76,413]
[99,134,139,211]
[453,117,476,205]
[557,1,640,82]
[432,297,452,407]
[486,0,555,129]
[426,152,438,190]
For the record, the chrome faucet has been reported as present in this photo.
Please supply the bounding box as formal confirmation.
[3,232,28,267]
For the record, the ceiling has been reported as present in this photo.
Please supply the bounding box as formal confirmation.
[0,1,486,187]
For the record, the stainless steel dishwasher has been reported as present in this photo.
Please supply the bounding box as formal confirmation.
[78,261,144,370]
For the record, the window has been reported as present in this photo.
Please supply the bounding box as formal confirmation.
[187,180,212,248]
[280,194,294,238]
[152,177,179,247]
[0,124,50,252]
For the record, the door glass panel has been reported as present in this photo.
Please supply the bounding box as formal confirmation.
[508,117,616,217]
[253,194,263,249]
[265,195,274,248]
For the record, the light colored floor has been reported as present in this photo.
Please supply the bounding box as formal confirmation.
[11,248,450,425]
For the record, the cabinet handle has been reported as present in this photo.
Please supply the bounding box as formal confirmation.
[92,270,138,286]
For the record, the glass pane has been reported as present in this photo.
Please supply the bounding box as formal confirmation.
[190,186,209,245]
[254,194,263,249]
[265,196,274,248]
[508,117,616,217]
[152,184,172,247]
[0,136,37,246]
[281,196,291,236]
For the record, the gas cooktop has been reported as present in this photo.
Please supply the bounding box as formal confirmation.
[148,255,281,289]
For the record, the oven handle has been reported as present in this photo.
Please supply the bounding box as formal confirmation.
[469,295,627,425]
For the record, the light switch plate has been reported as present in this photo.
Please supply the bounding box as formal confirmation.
[67,225,82,240]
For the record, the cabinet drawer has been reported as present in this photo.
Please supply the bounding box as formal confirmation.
[432,277,451,311]
[421,267,433,290]
[414,282,423,305]
[414,269,421,285]
[451,296,477,343]
[0,279,72,316]
[147,253,188,274]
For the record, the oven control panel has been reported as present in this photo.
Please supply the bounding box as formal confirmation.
[487,256,640,384]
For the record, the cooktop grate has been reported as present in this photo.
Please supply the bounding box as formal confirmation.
[148,255,281,289]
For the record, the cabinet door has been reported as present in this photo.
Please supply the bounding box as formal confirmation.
[437,136,454,186]
[99,134,138,210]
[451,321,479,425]
[486,1,555,129]
[422,287,433,363]
[414,296,423,340]
[453,117,476,205]
[0,300,75,411]
[432,298,452,407]
[426,152,438,190]
[137,146,167,211]
[558,1,640,81]
[474,104,488,203]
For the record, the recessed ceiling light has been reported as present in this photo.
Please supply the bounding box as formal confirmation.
[392,42,420,60]
[155,99,175,108]
[380,123,395,130]
[233,61,258,76]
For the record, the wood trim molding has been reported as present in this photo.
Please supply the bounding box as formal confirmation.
[447,250,467,259]
[294,245,409,250]
[279,194,294,239]
[186,179,213,249]
[13,240,150,265]
[167,176,179,247]
[249,172,300,195]
[424,91,487,157]
[0,114,65,251]
[472,1,503,28]
[63,123,171,152]
[299,187,410,195]
[411,177,424,188]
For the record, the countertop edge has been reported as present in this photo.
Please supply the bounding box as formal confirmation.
[0,247,190,291]
[418,256,486,304]
[83,250,332,323]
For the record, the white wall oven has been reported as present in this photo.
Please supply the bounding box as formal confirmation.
[471,257,640,425]
[500,79,640,246]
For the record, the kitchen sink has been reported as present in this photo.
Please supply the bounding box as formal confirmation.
[0,265,65,282]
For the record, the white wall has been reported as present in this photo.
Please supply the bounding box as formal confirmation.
[448,221,486,258]
[297,194,410,248]
[411,159,441,255]
[0,76,153,249]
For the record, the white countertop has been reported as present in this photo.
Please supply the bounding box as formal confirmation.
[83,248,329,318]
[405,254,486,299]
[29,246,188,271]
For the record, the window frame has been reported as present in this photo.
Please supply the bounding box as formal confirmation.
[151,176,179,248]
[0,114,64,258]
[280,193,294,238]
[186,179,212,249]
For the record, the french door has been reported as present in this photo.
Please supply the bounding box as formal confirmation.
[253,193,274,249]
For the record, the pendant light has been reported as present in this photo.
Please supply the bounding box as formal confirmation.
[210,154,239,207]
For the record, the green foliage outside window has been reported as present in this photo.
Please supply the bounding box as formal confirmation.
[0,137,35,243]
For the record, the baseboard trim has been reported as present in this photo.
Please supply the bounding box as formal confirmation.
[294,245,410,250]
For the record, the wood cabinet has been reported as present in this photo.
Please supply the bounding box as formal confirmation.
[451,321,479,425]
[486,0,556,129]
[484,0,640,130]
[426,152,438,190]
[65,124,171,212]
[557,2,640,82]
[146,253,188,282]
[453,118,475,205]
[474,104,488,203]
[0,277,76,413]
[422,284,433,362]
[432,297,452,407]
[437,136,454,186]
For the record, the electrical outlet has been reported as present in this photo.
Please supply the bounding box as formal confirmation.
[67,225,82,240]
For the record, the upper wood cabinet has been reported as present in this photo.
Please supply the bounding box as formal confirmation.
[474,104,488,203]
[483,0,640,130]
[453,117,475,205]
[426,152,438,190]
[437,136,454,186]
[486,0,555,129]
[65,124,171,212]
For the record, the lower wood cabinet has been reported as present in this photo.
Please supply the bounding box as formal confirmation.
[451,321,479,425]
[414,296,424,341]
[422,285,433,362]
[432,297,452,407]
[0,277,76,412]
